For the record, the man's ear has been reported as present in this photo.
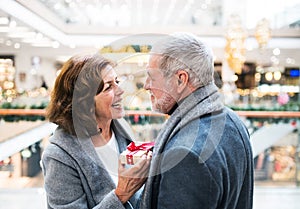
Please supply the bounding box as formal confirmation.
[176,70,189,93]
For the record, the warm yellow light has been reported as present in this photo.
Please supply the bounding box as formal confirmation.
[225,15,246,74]
[255,73,261,82]
[255,18,271,49]
[232,75,238,82]
[4,81,14,89]
[265,72,273,81]
[0,59,16,101]
[273,71,281,80]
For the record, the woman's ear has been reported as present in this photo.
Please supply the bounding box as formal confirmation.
[176,70,189,93]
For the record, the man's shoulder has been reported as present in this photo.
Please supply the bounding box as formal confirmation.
[164,107,249,153]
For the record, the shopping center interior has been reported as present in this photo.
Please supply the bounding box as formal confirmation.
[0,0,300,208]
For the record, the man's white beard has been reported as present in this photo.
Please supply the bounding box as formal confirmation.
[154,92,176,114]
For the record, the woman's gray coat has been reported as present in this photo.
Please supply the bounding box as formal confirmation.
[41,118,139,209]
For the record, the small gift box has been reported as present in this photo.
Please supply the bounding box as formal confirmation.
[120,141,155,165]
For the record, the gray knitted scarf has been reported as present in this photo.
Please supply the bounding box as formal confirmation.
[140,82,224,209]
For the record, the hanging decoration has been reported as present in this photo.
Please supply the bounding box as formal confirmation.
[0,59,16,102]
[225,14,247,74]
[255,18,271,49]
[100,45,152,54]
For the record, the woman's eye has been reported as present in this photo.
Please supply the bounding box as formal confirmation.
[104,84,112,91]
[115,79,120,84]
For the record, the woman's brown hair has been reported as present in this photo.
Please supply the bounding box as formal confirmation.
[47,53,114,137]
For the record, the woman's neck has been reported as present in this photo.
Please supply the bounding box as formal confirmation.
[91,118,113,147]
[97,119,112,142]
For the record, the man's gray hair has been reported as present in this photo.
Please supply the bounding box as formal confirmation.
[150,32,215,88]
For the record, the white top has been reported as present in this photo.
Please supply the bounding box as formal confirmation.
[95,131,119,186]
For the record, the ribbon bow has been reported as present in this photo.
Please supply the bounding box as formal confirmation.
[125,141,155,165]
[127,141,155,152]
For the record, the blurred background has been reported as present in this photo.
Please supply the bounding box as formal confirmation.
[0,0,300,208]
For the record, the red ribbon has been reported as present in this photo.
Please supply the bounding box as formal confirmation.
[127,141,155,151]
[126,141,155,165]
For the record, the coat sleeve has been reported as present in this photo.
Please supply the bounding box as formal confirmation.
[41,144,125,209]
[156,147,221,209]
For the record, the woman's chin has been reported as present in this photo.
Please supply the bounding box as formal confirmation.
[112,109,125,119]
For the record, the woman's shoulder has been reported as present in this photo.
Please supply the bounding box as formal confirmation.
[42,129,77,164]
[42,142,71,161]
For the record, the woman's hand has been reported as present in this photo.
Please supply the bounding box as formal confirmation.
[115,152,152,204]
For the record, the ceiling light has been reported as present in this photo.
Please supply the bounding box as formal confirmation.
[0,17,9,25]
[52,41,60,48]
[270,56,280,65]
[7,26,30,33]
[5,40,12,46]
[9,20,17,27]
[150,0,159,24]
[54,3,62,10]
[36,32,43,39]
[31,43,52,47]
[7,31,37,38]
[286,58,295,64]
[273,48,280,56]
[14,43,21,49]
[201,4,208,10]
[0,26,9,32]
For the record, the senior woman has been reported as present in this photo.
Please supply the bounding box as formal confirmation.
[41,53,150,209]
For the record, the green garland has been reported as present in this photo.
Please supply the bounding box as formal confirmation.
[228,102,300,112]
[0,102,48,122]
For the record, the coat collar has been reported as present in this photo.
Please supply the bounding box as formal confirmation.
[49,118,134,164]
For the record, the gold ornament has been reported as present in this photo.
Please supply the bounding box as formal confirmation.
[100,46,113,53]
[225,15,247,74]
[255,18,271,49]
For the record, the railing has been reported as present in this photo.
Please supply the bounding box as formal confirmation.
[0,109,46,116]
[0,122,57,161]
[235,111,300,118]
[1,108,300,185]
[1,109,300,118]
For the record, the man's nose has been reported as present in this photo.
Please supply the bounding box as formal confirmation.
[144,77,150,90]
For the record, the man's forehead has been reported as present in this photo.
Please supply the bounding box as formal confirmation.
[146,67,163,75]
[147,55,161,67]
[149,54,162,63]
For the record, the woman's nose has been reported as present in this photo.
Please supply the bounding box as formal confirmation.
[115,85,124,95]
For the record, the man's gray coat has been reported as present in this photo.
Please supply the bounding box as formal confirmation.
[140,84,254,209]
